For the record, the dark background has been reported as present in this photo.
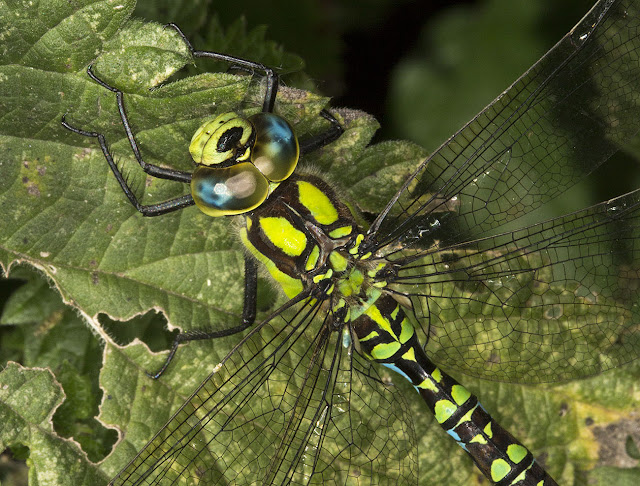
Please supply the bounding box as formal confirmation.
[135,0,593,121]
[133,0,636,208]
[133,0,639,215]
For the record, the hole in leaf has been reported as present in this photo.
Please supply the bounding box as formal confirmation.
[52,360,118,462]
[0,276,27,317]
[100,311,177,352]
[1,267,116,461]
[626,435,640,460]
[0,446,29,485]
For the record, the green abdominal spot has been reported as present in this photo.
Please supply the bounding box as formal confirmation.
[491,459,512,482]
[451,384,471,406]
[370,341,401,360]
[507,444,528,464]
[434,399,457,424]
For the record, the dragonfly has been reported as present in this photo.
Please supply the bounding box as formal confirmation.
[60,0,640,484]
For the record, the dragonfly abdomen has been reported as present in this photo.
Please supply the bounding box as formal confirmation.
[352,295,558,486]
[237,169,560,486]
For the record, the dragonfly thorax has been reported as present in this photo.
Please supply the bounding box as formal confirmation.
[240,173,390,317]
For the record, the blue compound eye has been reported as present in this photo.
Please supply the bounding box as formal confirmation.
[248,112,299,182]
[190,162,269,217]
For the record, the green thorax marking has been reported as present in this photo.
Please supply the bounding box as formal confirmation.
[260,217,306,257]
[296,180,339,225]
[241,173,390,315]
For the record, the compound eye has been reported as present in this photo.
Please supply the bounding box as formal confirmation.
[190,112,254,166]
[191,162,269,217]
[248,112,299,182]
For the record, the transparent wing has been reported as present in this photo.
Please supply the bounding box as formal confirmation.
[110,295,417,485]
[388,188,640,383]
[370,0,640,252]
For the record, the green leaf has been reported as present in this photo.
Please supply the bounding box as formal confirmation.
[0,362,109,485]
[133,0,213,35]
[0,265,115,469]
[1,0,639,485]
[0,0,135,71]
[0,1,388,484]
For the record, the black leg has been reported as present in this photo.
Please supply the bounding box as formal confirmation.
[299,109,345,155]
[62,27,345,379]
[241,256,258,326]
[165,23,279,113]
[62,115,195,216]
[166,23,344,152]
[86,65,193,184]
[146,255,259,379]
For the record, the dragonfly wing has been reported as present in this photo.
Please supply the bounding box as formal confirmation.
[390,189,640,383]
[370,0,640,253]
[110,295,417,485]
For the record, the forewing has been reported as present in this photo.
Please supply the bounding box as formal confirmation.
[371,0,640,252]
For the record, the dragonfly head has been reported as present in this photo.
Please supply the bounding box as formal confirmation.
[189,112,300,217]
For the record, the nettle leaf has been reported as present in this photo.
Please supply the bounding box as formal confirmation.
[0,362,108,485]
[0,1,419,484]
[1,1,639,485]
[0,0,135,71]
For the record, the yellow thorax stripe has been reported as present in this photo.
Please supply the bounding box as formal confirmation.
[305,245,320,271]
[329,225,352,238]
[240,228,303,298]
[297,180,339,225]
[260,216,307,256]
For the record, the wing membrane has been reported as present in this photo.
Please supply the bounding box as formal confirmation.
[110,294,416,485]
[371,0,640,252]
[389,188,640,383]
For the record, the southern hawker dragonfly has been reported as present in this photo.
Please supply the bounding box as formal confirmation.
[1,0,639,484]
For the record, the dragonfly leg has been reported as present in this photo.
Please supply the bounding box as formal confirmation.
[86,65,193,184]
[61,115,195,216]
[299,109,345,155]
[146,256,258,379]
[166,23,344,149]
[165,22,279,113]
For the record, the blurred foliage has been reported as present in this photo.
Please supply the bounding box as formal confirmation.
[133,0,415,95]
[387,0,640,226]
